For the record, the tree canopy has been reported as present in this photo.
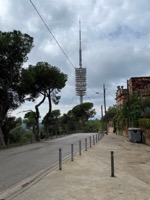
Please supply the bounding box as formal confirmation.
[20,62,68,140]
[23,111,37,135]
[0,30,34,146]
[72,102,96,121]
[71,102,96,131]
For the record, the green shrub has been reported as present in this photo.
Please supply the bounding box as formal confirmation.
[24,131,34,140]
[138,118,150,129]
[23,130,34,143]
[9,126,25,144]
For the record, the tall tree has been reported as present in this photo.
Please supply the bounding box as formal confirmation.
[42,109,61,138]
[51,109,61,137]
[0,30,33,146]
[20,62,67,140]
[23,111,37,137]
[2,117,20,146]
[59,112,77,134]
[113,94,150,133]
[72,102,96,131]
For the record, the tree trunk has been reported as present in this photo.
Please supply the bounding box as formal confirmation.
[35,106,40,141]
[0,90,11,147]
[0,108,9,147]
[45,94,52,139]
[35,95,46,141]
[0,127,5,147]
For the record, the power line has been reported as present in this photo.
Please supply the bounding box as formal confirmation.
[106,90,115,99]
[29,0,76,69]
[29,0,104,102]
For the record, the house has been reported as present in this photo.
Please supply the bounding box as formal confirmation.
[115,86,128,109]
[127,76,150,98]
[114,76,150,138]
[116,76,150,106]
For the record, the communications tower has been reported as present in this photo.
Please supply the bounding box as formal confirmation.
[75,21,87,104]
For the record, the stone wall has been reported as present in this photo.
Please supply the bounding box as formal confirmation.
[142,129,150,145]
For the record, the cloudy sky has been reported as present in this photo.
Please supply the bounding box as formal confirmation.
[1,0,150,119]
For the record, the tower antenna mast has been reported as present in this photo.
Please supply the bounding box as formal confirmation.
[79,20,82,69]
[75,21,86,104]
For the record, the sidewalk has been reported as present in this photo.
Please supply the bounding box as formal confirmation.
[1,133,150,200]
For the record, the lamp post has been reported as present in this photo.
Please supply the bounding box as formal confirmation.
[96,92,103,119]
[96,85,107,134]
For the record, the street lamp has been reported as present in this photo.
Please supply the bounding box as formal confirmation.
[96,87,107,134]
[95,92,103,119]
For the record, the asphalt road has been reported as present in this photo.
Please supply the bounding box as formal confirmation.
[0,133,102,192]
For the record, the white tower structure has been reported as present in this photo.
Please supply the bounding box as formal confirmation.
[75,21,87,104]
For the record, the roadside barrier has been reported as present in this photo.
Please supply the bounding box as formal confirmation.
[111,151,115,177]
[79,140,82,155]
[96,134,98,143]
[85,138,87,151]
[59,148,62,170]
[89,136,91,148]
[59,133,103,170]
[58,133,115,177]
[93,135,95,145]
[71,144,74,161]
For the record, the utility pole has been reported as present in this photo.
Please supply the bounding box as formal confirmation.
[101,105,103,118]
[127,80,130,128]
[103,84,106,115]
[103,84,107,134]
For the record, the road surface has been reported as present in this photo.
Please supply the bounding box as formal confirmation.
[0,133,102,192]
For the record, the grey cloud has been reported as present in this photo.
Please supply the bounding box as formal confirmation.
[0,0,150,118]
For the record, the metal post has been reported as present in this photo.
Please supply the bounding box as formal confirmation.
[85,138,87,151]
[111,151,114,177]
[79,141,81,155]
[89,136,91,148]
[93,135,95,145]
[59,148,62,170]
[99,133,101,140]
[96,134,98,143]
[71,144,74,161]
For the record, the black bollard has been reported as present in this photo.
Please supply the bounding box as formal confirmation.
[79,141,81,155]
[85,138,87,151]
[89,136,92,148]
[71,144,74,161]
[59,148,62,170]
[111,151,115,177]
